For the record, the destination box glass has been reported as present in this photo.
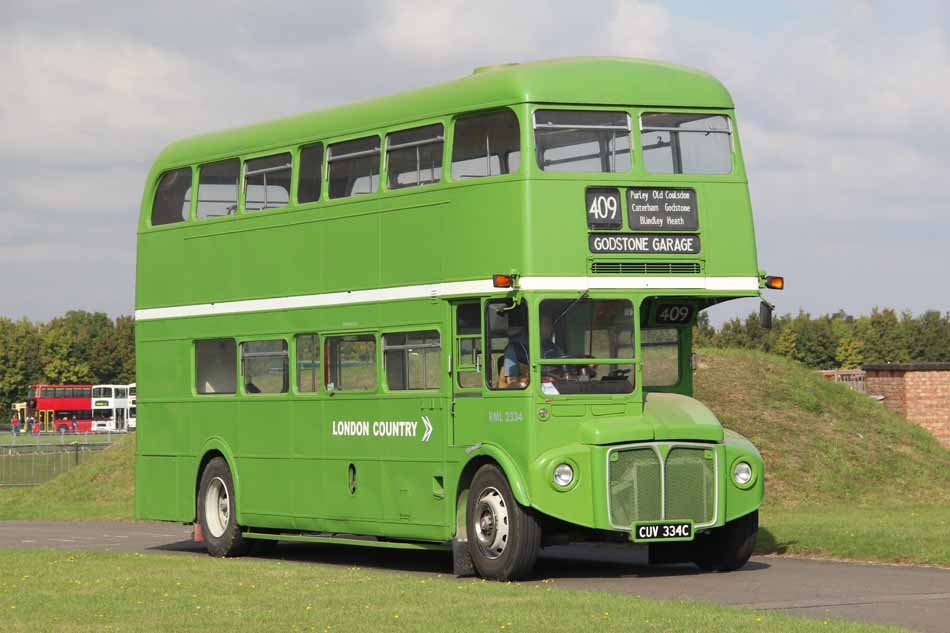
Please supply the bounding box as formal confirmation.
[589,233,701,255]
[628,187,698,231]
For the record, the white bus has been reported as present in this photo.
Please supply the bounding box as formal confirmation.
[127,383,136,430]
[91,385,129,432]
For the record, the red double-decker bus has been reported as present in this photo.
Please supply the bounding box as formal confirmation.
[25,384,93,433]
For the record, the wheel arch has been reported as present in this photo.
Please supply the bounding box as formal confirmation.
[192,438,242,524]
[454,445,531,540]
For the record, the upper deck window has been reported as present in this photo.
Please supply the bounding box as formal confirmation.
[386,124,444,189]
[328,136,380,198]
[297,143,324,204]
[197,159,240,219]
[534,110,631,173]
[640,113,732,175]
[244,153,291,212]
[451,110,520,179]
[151,168,191,226]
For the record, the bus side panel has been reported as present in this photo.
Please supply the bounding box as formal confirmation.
[235,399,295,528]
[135,455,179,520]
[291,399,325,529]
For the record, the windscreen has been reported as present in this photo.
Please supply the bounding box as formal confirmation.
[538,298,635,395]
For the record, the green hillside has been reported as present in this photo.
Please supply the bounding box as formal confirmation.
[694,348,950,508]
[0,433,135,520]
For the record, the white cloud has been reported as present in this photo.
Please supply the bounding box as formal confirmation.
[1,1,949,321]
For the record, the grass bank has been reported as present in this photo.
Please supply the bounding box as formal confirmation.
[694,348,950,565]
[0,548,906,633]
[0,434,134,520]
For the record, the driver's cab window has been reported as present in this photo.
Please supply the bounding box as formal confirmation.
[537,298,635,395]
[486,300,529,390]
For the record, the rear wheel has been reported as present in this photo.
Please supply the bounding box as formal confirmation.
[197,457,250,557]
[466,464,540,581]
[692,510,757,571]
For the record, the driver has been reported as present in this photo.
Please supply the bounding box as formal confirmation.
[540,316,566,359]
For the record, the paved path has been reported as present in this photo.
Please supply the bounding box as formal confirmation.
[2,520,949,632]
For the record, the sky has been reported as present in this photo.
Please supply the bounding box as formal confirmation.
[2,0,948,324]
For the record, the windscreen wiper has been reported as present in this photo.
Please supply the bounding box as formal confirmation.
[552,290,589,329]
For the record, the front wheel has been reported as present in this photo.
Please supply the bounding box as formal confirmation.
[692,510,758,571]
[197,457,251,557]
[466,464,541,581]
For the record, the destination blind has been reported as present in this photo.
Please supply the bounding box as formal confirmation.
[628,187,698,231]
[588,233,701,255]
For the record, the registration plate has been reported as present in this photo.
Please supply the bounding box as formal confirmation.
[631,520,694,542]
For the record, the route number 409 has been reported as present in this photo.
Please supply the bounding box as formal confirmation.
[588,194,618,220]
[656,304,693,324]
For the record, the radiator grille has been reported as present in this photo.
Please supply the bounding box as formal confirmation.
[664,447,716,523]
[608,448,661,527]
[607,444,717,529]
[590,261,702,275]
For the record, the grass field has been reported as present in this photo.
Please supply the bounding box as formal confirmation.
[758,505,950,566]
[0,548,907,633]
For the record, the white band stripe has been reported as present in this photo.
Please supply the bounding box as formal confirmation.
[134,276,759,321]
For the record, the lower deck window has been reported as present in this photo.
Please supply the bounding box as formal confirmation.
[196,339,237,394]
[296,334,321,393]
[326,335,376,391]
[241,340,289,394]
[384,331,440,390]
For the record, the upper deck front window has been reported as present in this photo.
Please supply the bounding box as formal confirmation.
[640,113,732,175]
[534,110,631,173]
[451,110,520,179]
[538,298,635,395]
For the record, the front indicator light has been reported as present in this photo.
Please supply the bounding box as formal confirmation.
[733,461,753,486]
[553,463,574,487]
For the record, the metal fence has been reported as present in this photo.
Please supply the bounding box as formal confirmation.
[0,436,115,487]
[818,369,866,393]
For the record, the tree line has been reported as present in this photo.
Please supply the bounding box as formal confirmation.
[0,311,134,417]
[696,308,950,369]
[2,306,947,415]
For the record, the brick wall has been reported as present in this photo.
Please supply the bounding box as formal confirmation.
[865,369,906,417]
[864,363,950,448]
[904,371,950,447]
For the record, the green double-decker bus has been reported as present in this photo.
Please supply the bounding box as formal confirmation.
[135,58,779,580]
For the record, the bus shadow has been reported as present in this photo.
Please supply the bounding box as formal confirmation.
[151,539,770,580]
[753,526,795,555]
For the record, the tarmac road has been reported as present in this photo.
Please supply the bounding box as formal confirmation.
[2,520,949,632]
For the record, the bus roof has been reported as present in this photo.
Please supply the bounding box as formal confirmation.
[154,57,733,169]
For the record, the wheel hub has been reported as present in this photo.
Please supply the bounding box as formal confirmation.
[473,487,509,560]
[204,476,230,538]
